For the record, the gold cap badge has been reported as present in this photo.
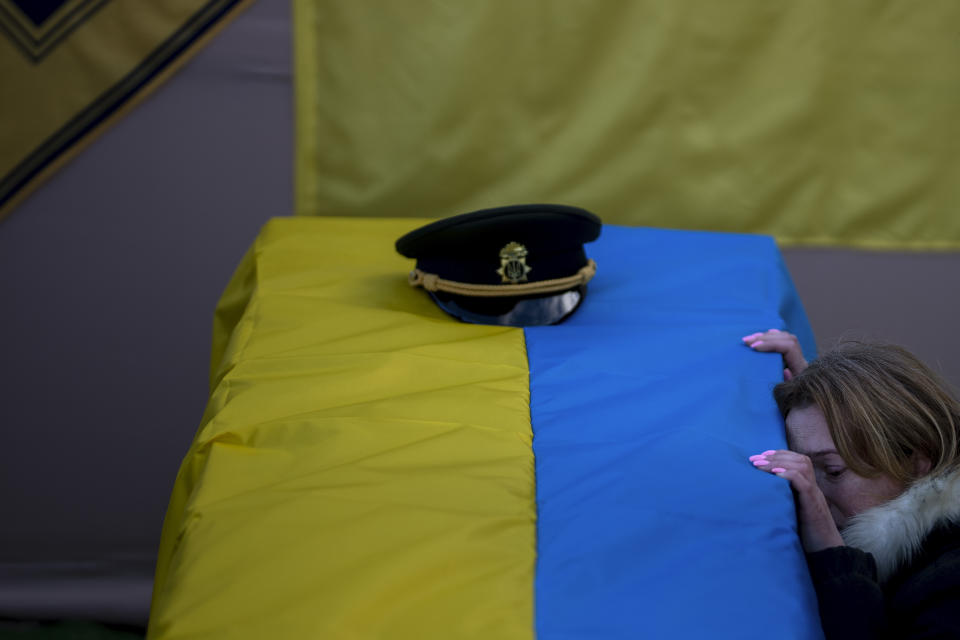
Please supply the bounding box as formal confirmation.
[496,242,532,283]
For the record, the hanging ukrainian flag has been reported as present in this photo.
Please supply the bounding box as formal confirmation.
[0,0,252,219]
[294,1,960,250]
[147,216,824,639]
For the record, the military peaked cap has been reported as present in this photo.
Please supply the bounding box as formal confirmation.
[395,204,602,326]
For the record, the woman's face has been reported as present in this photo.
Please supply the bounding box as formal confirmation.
[785,404,905,529]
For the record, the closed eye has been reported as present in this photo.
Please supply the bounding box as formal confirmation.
[825,468,847,478]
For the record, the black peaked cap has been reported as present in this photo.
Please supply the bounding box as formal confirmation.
[396,204,602,326]
[396,204,601,285]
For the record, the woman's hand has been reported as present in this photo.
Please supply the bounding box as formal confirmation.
[742,329,808,380]
[749,450,845,553]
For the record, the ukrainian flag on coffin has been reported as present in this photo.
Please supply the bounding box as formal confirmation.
[148,217,824,640]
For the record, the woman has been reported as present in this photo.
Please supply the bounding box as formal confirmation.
[743,330,960,639]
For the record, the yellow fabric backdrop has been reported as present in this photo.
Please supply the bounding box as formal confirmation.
[0,0,251,219]
[295,1,960,249]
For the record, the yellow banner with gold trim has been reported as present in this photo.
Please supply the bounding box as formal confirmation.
[0,0,252,219]
[295,1,960,250]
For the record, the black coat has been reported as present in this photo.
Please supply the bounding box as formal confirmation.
[807,514,960,638]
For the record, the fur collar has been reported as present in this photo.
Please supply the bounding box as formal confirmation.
[842,467,960,582]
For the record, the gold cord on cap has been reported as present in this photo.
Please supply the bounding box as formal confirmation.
[408,260,597,298]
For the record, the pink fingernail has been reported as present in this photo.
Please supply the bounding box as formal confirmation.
[762,450,777,456]
[752,459,769,466]
[748,454,764,461]
[771,467,787,473]
[769,328,781,333]
[753,341,764,347]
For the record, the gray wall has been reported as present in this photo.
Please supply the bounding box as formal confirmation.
[784,248,960,390]
[1,0,957,628]
[0,0,291,626]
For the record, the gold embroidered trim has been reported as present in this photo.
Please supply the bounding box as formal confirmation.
[409,260,596,297]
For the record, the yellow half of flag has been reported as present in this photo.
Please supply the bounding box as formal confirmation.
[149,218,536,640]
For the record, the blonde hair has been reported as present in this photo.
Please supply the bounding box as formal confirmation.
[774,341,960,485]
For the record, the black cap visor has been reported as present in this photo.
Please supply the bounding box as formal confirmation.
[429,286,586,327]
